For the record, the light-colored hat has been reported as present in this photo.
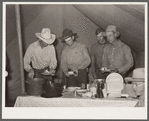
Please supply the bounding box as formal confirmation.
[35,28,56,44]
[103,25,120,37]
[125,68,145,82]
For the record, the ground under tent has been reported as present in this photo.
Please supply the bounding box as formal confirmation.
[6,4,145,107]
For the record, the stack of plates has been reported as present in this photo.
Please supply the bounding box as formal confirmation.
[106,73,123,83]
[106,73,124,97]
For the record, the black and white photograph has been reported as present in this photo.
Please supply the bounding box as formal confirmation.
[2,2,148,119]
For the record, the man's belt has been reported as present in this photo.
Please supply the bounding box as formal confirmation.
[33,67,49,73]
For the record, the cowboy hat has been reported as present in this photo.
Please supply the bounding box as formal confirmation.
[35,28,56,44]
[125,68,145,82]
[59,29,78,41]
[103,25,120,37]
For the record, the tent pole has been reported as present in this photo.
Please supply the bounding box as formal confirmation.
[15,5,25,95]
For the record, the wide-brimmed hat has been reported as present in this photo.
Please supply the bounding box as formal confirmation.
[103,25,120,37]
[35,28,56,44]
[125,68,145,82]
[60,29,78,41]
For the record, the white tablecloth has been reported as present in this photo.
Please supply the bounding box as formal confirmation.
[14,96,138,107]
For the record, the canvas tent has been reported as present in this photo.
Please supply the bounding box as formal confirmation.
[5,4,145,107]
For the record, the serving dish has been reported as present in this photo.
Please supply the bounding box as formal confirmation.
[76,89,87,93]
[66,87,81,91]
[41,70,55,76]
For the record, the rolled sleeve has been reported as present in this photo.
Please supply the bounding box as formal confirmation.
[91,46,97,78]
[24,45,33,72]
[102,46,109,68]
[78,45,91,69]
[118,46,134,74]
[49,46,57,69]
[61,50,68,73]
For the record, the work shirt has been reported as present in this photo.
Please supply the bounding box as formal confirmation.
[91,42,107,78]
[102,40,134,74]
[61,42,91,73]
[138,94,145,107]
[24,41,57,72]
[135,94,145,107]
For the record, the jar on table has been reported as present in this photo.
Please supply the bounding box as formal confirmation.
[97,80,104,98]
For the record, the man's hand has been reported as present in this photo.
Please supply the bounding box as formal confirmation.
[73,70,78,77]
[100,67,108,73]
[71,65,78,76]
[111,68,119,73]
[65,72,70,77]
[93,79,98,83]
[28,69,34,79]
[49,69,56,75]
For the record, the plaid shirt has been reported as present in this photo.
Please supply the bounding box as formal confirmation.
[61,42,91,73]
[24,41,57,72]
[102,40,134,74]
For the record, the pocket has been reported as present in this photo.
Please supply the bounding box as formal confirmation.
[73,50,82,62]
[115,51,123,60]
[74,50,81,56]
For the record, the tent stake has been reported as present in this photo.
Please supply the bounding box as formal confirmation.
[15,5,25,95]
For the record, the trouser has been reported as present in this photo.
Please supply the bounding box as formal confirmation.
[66,69,88,88]
[33,67,52,83]
[95,69,107,79]
[120,73,126,78]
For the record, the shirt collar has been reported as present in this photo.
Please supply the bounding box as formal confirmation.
[36,40,40,47]
[37,40,49,49]
[97,42,107,46]
[111,39,121,48]
[67,41,77,48]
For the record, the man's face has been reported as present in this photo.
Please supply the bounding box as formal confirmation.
[64,37,74,46]
[97,32,106,45]
[132,82,144,96]
[40,39,49,47]
[106,31,116,44]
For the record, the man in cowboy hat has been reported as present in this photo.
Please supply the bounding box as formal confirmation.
[60,29,91,88]
[101,25,134,78]
[91,27,108,81]
[125,68,145,107]
[24,28,57,80]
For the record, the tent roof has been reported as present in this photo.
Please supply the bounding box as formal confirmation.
[6,4,145,53]
[74,4,145,53]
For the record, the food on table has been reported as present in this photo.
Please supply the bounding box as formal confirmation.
[44,70,50,73]
[81,92,93,98]
[68,71,74,75]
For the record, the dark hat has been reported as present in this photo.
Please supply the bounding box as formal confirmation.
[95,27,105,35]
[61,29,78,40]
